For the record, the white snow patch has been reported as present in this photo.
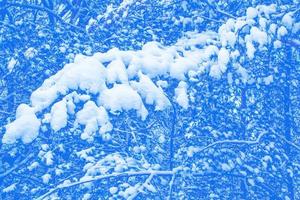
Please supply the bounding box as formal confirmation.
[250,27,268,47]
[277,26,288,38]
[264,75,273,85]
[282,13,294,29]
[42,173,51,184]
[106,59,128,84]
[131,72,170,111]
[99,84,148,120]
[7,58,17,72]
[30,55,107,111]
[24,47,37,59]
[76,101,112,140]
[44,151,54,166]
[175,81,189,109]
[273,40,282,49]
[109,187,118,194]
[2,104,40,144]
[246,7,258,19]
[2,183,16,193]
[246,42,255,60]
[50,99,68,132]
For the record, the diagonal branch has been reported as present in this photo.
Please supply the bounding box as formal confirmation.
[36,170,174,200]
[0,153,34,179]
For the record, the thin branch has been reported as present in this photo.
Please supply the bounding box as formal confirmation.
[6,3,88,34]
[36,170,174,200]
[0,153,34,179]
[196,131,268,154]
[271,130,300,152]
[167,173,176,200]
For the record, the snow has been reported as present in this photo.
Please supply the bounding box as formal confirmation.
[277,26,288,38]
[246,7,258,19]
[42,173,51,184]
[257,4,276,17]
[2,104,41,144]
[3,7,288,145]
[235,64,249,83]
[175,81,189,109]
[187,146,200,157]
[246,41,255,60]
[220,31,236,47]
[221,163,232,171]
[24,47,37,59]
[250,27,268,47]
[2,183,16,193]
[50,99,68,132]
[282,13,294,29]
[106,59,128,84]
[264,75,273,85]
[99,84,148,120]
[44,151,54,166]
[75,101,112,140]
[30,55,107,111]
[7,58,17,72]
[248,178,255,186]
[109,187,118,194]
[269,23,277,34]
[131,72,170,111]
[218,48,230,70]
[259,18,267,30]
[273,40,282,49]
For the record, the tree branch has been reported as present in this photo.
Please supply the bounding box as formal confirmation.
[36,170,174,200]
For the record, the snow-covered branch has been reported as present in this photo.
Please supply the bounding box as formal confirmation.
[36,170,174,200]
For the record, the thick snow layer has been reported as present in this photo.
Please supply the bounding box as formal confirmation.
[250,27,268,47]
[131,73,170,111]
[3,104,41,144]
[30,55,107,111]
[50,99,68,132]
[76,101,112,140]
[3,5,288,144]
[106,59,128,84]
[98,84,148,120]
[175,81,189,109]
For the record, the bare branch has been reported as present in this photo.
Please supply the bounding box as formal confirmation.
[0,153,34,179]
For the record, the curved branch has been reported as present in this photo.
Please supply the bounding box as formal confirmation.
[36,170,174,200]
[196,131,268,154]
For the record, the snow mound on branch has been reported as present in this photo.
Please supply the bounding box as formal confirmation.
[3,4,289,144]
[2,104,41,144]
[50,99,68,132]
[130,72,170,111]
[75,101,112,140]
[98,84,148,120]
[175,81,189,109]
[30,55,107,111]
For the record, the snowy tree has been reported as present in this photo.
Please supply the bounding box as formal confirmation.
[1,1,300,200]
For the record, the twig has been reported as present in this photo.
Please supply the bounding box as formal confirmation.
[167,173,176,200]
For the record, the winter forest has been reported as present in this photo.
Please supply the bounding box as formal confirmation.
[0,0,300,199]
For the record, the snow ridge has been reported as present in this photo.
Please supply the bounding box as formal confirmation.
[2,4,295,144]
